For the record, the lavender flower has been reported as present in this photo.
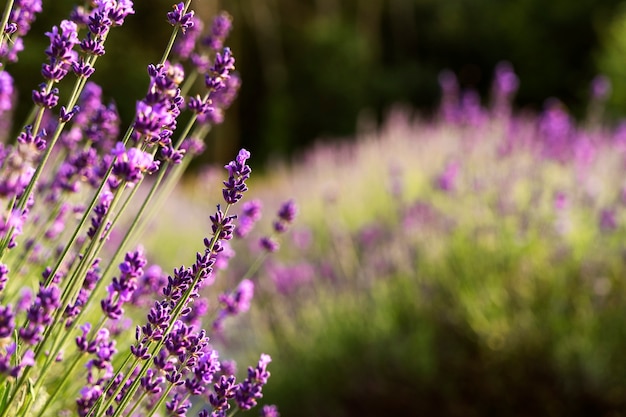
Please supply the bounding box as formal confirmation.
[213,279,254,331]
[235,354,272,410]
[235,199,262,238]
[223,149,251,204]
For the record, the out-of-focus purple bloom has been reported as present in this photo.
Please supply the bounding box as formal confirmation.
[491,61,518,117]
[538,100,574,162]
[222,279,254,315]
[554,192,567,211]
[259,236,279,253]
[173,15,203,60]
[198,73,241,125]
[438,69,459,123]
[434,160,460,192]
[259,404,280,417]
[203,12,233,51]
[600,208,617,232]
[591,75,611,101]
[268,262,314,295]
[0,71,14,113]
[272,199,297,234]
[235,199,262,238]
[215,240,235,270]
[213,279,254,332]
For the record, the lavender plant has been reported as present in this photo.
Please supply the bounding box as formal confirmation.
[0,1,279,416]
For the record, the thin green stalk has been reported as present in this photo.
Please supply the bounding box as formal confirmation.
[0,1,15,51]
[34,351,85,417]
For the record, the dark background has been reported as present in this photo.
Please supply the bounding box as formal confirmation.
[8,0,626,166]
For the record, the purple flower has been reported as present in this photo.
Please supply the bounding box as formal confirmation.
[205,47,236,92]
[591,74,611,101]
[42,20,80,81]
[203,12,233,51]
[87,191,113,240]
[110,142,159,186]
[209,374,237,413]
[600,208,617,232]
[235,199,262,238]
[260,405,280,417]
[101,247,146,319]
[434,161,460,192]
[272,199,297,234]
[173,15,203,60]
[0,304,15,338]
[0,264,7,293]
[259,236,279,253]
[167,2,195,34]
[0,71,14,113]
[19,283,61,345]
[223,148,251,204]
[235,354,272,410]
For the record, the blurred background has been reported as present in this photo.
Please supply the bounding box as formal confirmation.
[11,0,626,166]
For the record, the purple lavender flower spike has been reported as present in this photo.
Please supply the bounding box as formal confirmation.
[235,354,272,410]
[0,304,15,338]
[0,263,9,293]
[167,2,195,34]
[42,20,80,82]
[209,374,237,414]
[222,148,251,204]
[19,283,61,345]
[205,47,236,92]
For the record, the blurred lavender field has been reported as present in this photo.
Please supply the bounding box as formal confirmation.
[151,64,626,416]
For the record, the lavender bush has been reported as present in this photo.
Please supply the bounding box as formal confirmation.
[0,1,284,416]
[171,64,626,416]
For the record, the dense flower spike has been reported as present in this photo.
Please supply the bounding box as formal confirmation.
[223,149,251,204]
[235,354,272,410]
[167,2,195,34]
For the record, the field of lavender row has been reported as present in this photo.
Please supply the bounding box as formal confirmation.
[169,65,626,416]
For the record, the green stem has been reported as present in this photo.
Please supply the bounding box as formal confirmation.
[0,0,15,52]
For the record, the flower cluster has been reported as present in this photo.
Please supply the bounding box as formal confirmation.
[0,1,285,417]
